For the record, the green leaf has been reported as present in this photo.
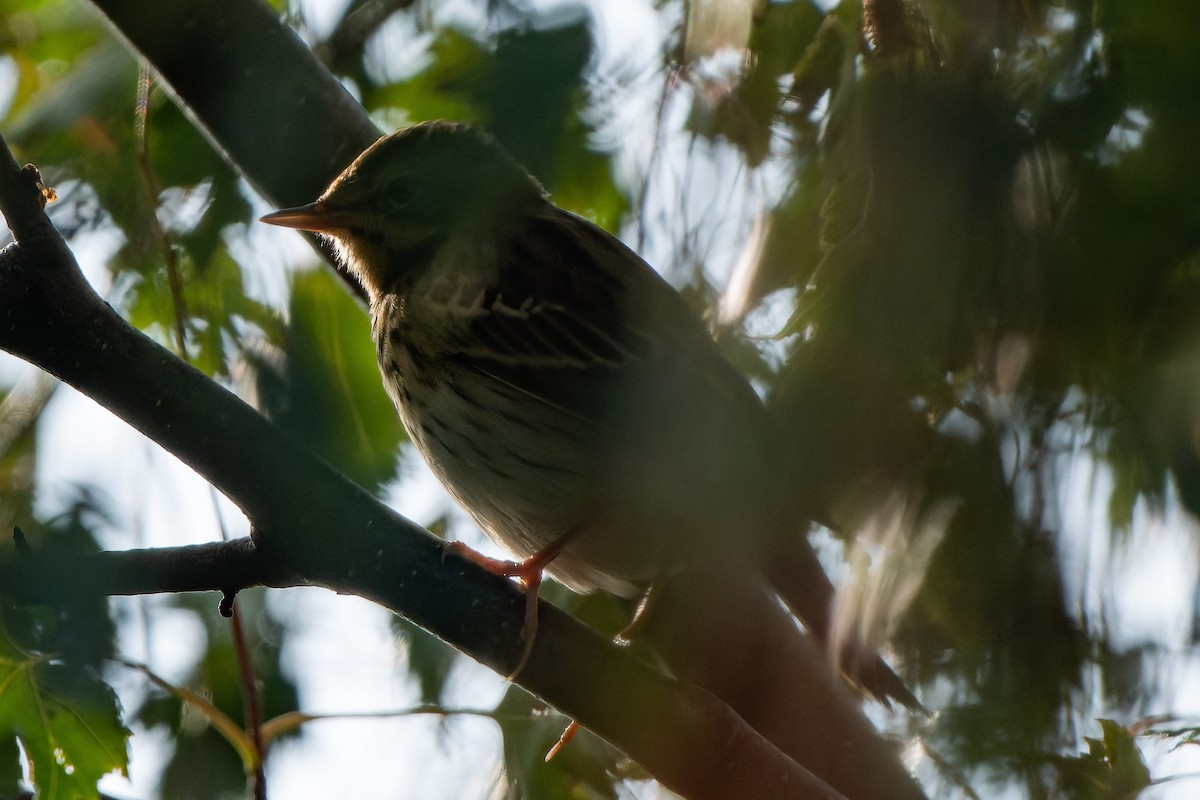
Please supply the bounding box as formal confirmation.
[0,647,129,800]
[255,268,406,492]
[147,97,254,269]
[1,499,118,670]
[544,115,628,234]
[0,733,23,797]
[1097,719,1152,795]
[3,3,117,137]
[1057,719,1153,799]
[8,38,146,238]
[365,27,484,125]
[124,245,281,377]
[467,17,592,185]
[689,1,825,164]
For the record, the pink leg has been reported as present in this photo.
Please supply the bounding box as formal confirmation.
[445,530,576,678]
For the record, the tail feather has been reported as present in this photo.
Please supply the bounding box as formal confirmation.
[762,534,925,713]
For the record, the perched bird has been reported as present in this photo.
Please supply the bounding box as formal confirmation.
[262,121,914,706]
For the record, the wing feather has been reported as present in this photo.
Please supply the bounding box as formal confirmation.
[423,206,768,456]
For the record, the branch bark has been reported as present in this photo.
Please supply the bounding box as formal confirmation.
[0,133,845,800]
[2,535,297,603]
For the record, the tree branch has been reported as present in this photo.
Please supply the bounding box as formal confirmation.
[0,132,844,800]
[315,0,419,77]
[2,534,299,604]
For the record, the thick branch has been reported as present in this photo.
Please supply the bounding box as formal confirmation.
[0,134,842,800]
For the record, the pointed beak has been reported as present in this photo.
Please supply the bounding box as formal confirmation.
[260,202,355,234]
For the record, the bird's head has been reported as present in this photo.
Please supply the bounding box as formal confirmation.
[261,121,545,299]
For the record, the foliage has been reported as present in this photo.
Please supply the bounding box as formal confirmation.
[0,645,129,800]
[0,505,128,799]
[254,268,405,493]
[3,0,1200,797]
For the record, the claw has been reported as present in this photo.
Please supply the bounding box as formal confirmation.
[545,720,580,761]
[444,531,576,678]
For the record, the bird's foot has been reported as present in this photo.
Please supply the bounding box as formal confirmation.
[445,536,571,679]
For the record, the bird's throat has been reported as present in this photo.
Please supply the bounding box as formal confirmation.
[331,230,444,303]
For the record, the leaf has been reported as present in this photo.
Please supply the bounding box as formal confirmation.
[146,96,254,269]
[788,14,850,117]
[365,27,484,124]
[254,268,406,492]
[1,498,118,670]
[1048,718,1155,799]
[0,647,129,800]
[0,733,23,797]
[544,114,628,234]
[688,1,825,164]
[124,245,282,377]
[467,17,592,184]
[1097,719,1152,796]
[8,38,147,244]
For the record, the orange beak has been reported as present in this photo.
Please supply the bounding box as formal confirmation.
[260,202,355,234]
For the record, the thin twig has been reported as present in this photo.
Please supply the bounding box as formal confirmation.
[134,65,190,359]
[213,493,268,800]
[635,64,678,254]
[0,369,57,459]
[230,608,267,800]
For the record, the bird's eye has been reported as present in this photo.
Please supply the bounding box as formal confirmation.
[384,178,422,211]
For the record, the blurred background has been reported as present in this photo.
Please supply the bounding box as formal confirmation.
[2,0,1200,797]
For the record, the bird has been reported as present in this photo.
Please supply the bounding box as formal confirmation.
[261,120,917,707]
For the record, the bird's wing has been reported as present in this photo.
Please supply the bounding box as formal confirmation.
[449,213,656,361]
[432,208,730,427]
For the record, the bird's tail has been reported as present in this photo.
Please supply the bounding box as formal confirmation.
[762,533,925,713]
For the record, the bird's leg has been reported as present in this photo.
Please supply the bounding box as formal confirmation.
[547,582,659,761]
[544,721,580,762]
[445,528,578,678]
